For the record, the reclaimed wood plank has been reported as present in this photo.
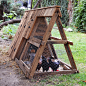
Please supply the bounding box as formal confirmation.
[23,10,35,38]
[50,36,73,45]
[28,40,40,47]
[24,10,38,39]
[44,8,56,17]
[8,12,28,55]
[47,40,67,44]
[29,37,41,43]
[25,5,60,12]
[34,69,78,76]
[28,17,47,39]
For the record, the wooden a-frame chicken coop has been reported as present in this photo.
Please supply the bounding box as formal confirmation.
[8,6,79,79]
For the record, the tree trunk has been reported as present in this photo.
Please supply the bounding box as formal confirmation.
[0,5,3,20]
[68,0,73,26]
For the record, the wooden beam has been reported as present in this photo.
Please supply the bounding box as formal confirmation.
[26,5,60,12]
[34,69,78,76]
[28,40,40,47]
[50,36,73,45]
[56,17,77,70]
[47,40,67,44]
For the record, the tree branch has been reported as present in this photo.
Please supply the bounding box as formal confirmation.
[0,19,21,28]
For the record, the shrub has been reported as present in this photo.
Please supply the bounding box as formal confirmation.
[73,0,86,33]
[2,24,18,36]
[10,2,25,17]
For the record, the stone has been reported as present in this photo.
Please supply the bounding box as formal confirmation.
[66,28,73,32]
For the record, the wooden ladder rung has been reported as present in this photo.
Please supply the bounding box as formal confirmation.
[47,40,67,44]
[50,36,73,45]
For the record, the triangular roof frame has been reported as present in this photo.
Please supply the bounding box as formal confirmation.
[8,6,79,79]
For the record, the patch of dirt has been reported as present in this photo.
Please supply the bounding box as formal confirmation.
[0,30,61,86]
[0,36,39,86]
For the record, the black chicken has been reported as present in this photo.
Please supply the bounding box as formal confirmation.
[23,1,28,8]
[41,56,49,72]
[49,58,60,71]
[36,58,42,71]
[36,63,42,71]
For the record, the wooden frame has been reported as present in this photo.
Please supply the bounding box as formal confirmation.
[8,6,79,79]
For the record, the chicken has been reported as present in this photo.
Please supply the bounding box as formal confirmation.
[41,56,49,72]
[36,58,42,71]
[49,58,60,71]
[36,63,41,71]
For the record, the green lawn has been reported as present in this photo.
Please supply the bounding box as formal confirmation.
[32,29,86,86]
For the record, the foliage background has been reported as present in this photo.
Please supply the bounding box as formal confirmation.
[73,0,86,33]
[33,0,69,26]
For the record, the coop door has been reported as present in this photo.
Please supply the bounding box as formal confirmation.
[28,17,48,47]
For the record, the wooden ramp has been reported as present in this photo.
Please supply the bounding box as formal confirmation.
[8,6,79,79]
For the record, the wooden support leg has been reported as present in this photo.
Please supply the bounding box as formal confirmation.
[56,17,77,70]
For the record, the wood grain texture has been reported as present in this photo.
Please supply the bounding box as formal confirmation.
[56,17,77,70]
[47,40,67,44]
[50,36,73,45]
[34,69,78,76]
[15,58,30,77]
